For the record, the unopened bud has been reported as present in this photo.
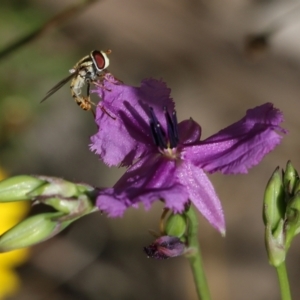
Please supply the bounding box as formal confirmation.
[285,192,300,250]
[28,176,94,199]
[0,212,73,252]
[144,236,185,259]
[0,175,45,202]
[263,167,286,266]
[293,180,300,194]
[27,177,95,215]
[263,167,285,230]
[165,214,187,238]
[41,194,95,218]
[283,161,298,195]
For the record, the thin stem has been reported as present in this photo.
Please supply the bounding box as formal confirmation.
[185,206,211,300]
[276,262,292,300]
[0,0,99,61]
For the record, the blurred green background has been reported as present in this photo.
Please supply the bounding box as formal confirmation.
[1,0,300,299]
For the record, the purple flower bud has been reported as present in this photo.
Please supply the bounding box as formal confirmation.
[144,236,185,259]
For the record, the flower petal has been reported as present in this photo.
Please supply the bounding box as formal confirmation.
[96,154,189,216]
[177,162,225,234]
[183,103,286,174]
[178,119,202,144]
[90,78,175,166]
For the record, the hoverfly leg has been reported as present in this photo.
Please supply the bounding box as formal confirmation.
[109,74,123,85]
[85,81,97,107]
[103,69,123,85]
[93,77,112,92]
[74,94,91,111]
[98,104,116,120]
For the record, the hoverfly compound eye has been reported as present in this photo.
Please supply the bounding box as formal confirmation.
[90,50,110,72]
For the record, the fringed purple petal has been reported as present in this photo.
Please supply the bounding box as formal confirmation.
[90,78,175,166]
[96,154,189,215]
[183,103,286,174]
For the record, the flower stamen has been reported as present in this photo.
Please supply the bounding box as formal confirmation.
[149,107,167,149]
[164,107,179,148]
[149,107,179,151]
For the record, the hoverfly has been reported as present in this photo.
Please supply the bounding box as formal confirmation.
[41,50,111,111]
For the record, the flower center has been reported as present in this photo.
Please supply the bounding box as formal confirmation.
[149,107,179,159]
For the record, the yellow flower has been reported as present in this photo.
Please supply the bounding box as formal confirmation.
[0,169,30,299]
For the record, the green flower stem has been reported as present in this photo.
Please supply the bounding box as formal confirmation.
[276,262,292,300]
[185,206,211,300]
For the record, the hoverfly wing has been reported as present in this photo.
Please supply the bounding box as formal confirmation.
[41,72,76,103]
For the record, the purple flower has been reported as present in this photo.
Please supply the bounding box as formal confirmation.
[90,76,285,234]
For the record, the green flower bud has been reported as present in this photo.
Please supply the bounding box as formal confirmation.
[165,214,187,238]
[25,177,96,216]
[28,176,93,199]
[293,179,300,194]
[0,175,45,202]
[0,175,98,252]
[264,219,285,267]
[263,167,285,231]
[41,194,95,220]
[285,192,300,250]
[0,212,73,252]
[263,167,286,266]
[283,161,298,195]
